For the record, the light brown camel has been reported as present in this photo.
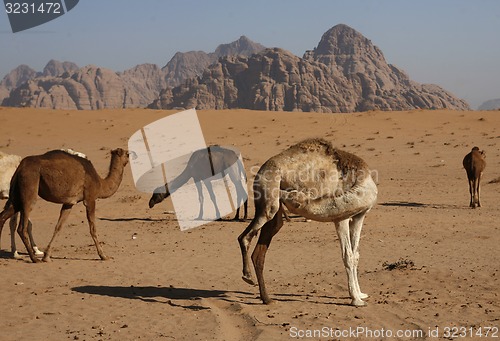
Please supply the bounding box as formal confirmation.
[149,145,248,221]
[463,146,486,208]
[0,148,129,263]
[238,138,377,305]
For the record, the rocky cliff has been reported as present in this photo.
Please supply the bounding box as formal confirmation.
[3,64,167,110]
[151,24,470,112]
[162,35,265,87]
[0,64,38,103]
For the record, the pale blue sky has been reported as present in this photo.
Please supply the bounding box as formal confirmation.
[1,0,499,108]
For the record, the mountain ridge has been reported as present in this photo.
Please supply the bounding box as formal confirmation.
[1,25,469,112]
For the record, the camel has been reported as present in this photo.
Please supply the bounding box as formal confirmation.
[238,138,378,305]
[0,151,43,258]
[149,145,248,221]
[463,146,486,208]
[0,148,129,263]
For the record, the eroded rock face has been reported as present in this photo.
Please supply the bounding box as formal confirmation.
[151,24,470,112]
[1,36,265,110]
[0,64,37,103]
[161,35,266,88]
[3,64,165,110]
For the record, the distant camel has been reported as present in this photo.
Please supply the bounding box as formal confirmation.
[0,151,42,258]
[149,146,248,221]
[0,148,129,263]
[463,146,486,208]
[238,138,377,305]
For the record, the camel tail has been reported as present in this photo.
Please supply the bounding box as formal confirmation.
[5,167,21,212]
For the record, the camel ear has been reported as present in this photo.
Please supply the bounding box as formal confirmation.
[112,148,126,157]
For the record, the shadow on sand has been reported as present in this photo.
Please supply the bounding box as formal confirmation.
[72,284,354,308]
[380,201,462,209]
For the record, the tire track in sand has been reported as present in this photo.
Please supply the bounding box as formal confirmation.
[202,298,260,340]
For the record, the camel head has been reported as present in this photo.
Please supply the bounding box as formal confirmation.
[111,148,130,167]
[149,185,170,208]
[471,146,486,158]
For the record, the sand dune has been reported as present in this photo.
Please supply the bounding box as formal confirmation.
[0,107,498,340]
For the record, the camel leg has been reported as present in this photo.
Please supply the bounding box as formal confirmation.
[10,212,22,259]
[0,204,16,254]
[203,180,221,219]
[468,178,475,208]
[335,218,366,306]
[349,211,368,299]
[229,172,248,221]
[18,211,40,263]
[252,206,284,304]
[238,214,270,285]
[85,200,108,260]
[476,174,482,207]
[27,220,44,257]
[233,206,241,221]
[9,214,42,259]
[195,181,204,220]
[243,200,248,220]
[43,204,73,262]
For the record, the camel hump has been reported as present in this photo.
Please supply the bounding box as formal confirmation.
[60,148,88,159]
[287,138,369,171]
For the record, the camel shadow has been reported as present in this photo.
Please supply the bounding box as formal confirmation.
[98,216,170,222]
[72,285,255,310]
[380,201,462,209]
[270,292,354,306]
[380,201,427,207]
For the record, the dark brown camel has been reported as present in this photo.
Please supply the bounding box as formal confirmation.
[149,145,248,221]
[238,138,377,305]
[463,146,486,208]
[0,148,129,263]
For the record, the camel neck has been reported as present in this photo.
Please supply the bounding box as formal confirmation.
[98,156,124,198]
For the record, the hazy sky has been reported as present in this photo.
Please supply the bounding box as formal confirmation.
[1,0,499,108]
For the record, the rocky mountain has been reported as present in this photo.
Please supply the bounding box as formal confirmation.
[478,98,500,110]
[162,35,265,87]
[1,36,265,109]
[3,64,167,110]
[0,64,38,103]
[42,59,79,77]
[151,24,470,112]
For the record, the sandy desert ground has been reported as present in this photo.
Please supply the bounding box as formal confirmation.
[0,107,498,340]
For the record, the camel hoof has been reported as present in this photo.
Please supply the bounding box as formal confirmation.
[13,251,22,259]
[100,255,112,260]
[242,275,256,286]
[262,297,274,305]
[360,292,369,299]
[351,299,367,307]
[42,256,51,262]
[33,247,44,257]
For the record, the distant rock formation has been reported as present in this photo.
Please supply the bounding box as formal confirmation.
[1,36,265,110]
[151,24,470,112]
[42,59,79,77]
[162,35,265,87]
[0,64,37,103]
[478,98,500,110]
[3,64,167,110]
